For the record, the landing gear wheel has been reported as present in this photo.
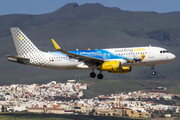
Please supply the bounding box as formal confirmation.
[152,71,156,75]
[90,72,96,78]
[151,65,156,75]
[97,74,103,79]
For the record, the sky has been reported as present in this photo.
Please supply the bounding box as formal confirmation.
[1,0,180,16]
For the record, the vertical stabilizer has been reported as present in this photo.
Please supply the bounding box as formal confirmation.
[10,27,40,56]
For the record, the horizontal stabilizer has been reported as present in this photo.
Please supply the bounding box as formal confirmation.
[6,55,29,60]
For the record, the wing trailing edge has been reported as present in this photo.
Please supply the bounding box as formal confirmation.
[51,39,104,63]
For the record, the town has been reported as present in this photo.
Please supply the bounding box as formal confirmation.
[0,80,180,118]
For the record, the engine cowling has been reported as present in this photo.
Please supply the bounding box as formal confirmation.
[100,61,120,71]
[100,61,131,73]
[109,66,131,73]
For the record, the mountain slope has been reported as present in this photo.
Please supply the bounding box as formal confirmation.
[0,3,179,87]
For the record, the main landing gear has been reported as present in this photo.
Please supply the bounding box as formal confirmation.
[90,72,96,78]
[90,71,103,79]
[151,65,156,75]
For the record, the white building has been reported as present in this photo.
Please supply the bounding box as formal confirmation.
[14,105,26,112]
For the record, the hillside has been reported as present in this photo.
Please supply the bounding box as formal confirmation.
[0,3,180,94]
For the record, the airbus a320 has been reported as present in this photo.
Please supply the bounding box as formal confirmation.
[7,28,176,79]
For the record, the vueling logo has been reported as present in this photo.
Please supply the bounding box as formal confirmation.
[134,48,145,52]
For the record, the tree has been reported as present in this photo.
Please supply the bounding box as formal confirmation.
[152,110,162,118]
[89,109,95,116]
[2,105,5,112]
[164,109,173,114]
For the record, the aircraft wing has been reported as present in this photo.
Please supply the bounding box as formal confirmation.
[51,39,104,65]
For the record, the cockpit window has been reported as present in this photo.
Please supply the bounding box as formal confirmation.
[160,50,169,53]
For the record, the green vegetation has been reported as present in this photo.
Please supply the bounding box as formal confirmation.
[0,112,143,120]
[81,78,180,98]
[147,30,170,42]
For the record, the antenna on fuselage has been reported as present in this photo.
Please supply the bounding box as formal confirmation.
[76,48,78,51]
[149,44,152,47]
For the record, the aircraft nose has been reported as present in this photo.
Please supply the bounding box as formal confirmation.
[169,53,176,61]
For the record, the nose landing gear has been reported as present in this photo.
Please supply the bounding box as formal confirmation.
[152,71,156,75]
[151,65,156,75]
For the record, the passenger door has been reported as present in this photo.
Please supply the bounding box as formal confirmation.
[149,47,154,58]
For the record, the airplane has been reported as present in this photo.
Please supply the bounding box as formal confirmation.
[7,27,176,79]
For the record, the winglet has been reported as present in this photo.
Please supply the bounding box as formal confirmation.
[51,39,61,50]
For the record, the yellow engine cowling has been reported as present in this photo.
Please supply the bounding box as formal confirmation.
[100,61,120,71]
[100,61,131,73]
[110,66,131,73]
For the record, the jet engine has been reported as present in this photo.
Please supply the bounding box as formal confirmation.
[109,66,131,73]
[100,61,131,73]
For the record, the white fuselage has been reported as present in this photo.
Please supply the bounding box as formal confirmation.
[8,27,176,79]
[23,46,175,70]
